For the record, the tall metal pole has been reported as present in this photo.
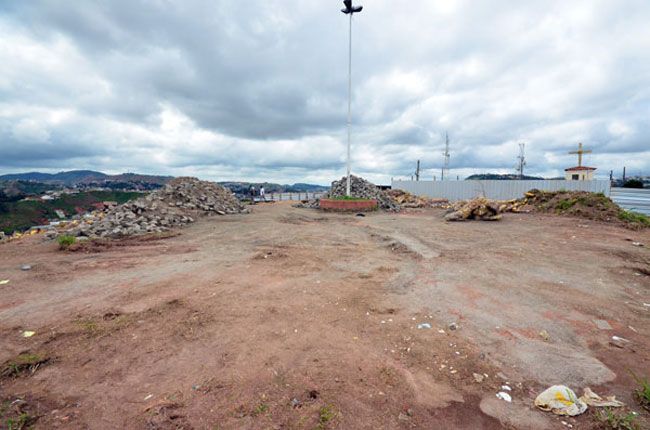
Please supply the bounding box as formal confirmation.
[346,13,352,196]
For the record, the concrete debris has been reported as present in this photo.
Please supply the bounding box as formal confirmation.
[60,177,246,238]
[472,373,485,383]
[329,175,399,211]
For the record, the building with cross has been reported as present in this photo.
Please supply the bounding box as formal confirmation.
[565,143,596,181]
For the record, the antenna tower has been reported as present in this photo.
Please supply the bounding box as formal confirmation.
[516,142,526,179]
[442,132,450,180]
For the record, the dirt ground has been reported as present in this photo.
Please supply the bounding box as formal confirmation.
[1,202,649,429]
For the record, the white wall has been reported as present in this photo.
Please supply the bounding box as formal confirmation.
[391,180,611,201]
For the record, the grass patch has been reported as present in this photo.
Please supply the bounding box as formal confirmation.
[57,235,76,249]
[556,199,577,211]
[595,408,639,430]
[251,403,268,416]
[2,353,49,378]
[315,404,337,430]
[631,372,650,411]
[619,211,650,227]
[4,412,35,430]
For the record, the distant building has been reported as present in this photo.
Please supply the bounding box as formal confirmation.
[565,143,596,181]
[565,166,596,181]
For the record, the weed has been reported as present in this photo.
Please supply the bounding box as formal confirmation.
[2,353,49,378]
[57,235,76,249]
[630,372,650,411]
[5,412,34,430]
[619,211,650,227]
[251,403,269,416]
[595,408,638,430]
[556,199,576,211]
[315,404,337,430]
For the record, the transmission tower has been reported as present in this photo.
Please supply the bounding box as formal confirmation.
[442,132,450,180]
[516,142,526,179]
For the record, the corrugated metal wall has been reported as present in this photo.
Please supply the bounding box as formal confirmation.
[391,180,611,201]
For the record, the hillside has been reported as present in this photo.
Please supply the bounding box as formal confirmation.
[0,191,142,234]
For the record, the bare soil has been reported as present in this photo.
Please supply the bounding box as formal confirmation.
[1,202,649,429]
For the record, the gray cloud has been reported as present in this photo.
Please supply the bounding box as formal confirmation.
[0,0,649,184]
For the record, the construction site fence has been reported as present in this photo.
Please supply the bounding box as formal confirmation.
[610,187,650,215]
[391,179,612,202]
[264,192,326,202]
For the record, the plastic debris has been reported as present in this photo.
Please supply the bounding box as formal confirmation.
[534,385,587,416]
[21,264,32,271]
[0,279,9,285]
[22,331,36,338]
[144,394,153,401]
[417,323,432,329]
[632,242,644,247]
[501,385,512,391]
[580,387,624,408]
[496,392,512,402]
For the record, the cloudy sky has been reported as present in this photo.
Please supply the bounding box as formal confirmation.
[1,0,648,184]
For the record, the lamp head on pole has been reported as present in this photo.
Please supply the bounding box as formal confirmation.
[341,0,363,14]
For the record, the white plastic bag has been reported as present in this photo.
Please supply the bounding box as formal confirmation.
[534,385,587,416]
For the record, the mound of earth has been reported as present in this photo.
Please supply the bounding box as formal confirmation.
[522,189,649,229]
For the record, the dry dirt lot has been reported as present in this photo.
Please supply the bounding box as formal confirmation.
[1,202,649,429]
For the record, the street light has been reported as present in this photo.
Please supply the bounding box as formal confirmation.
[341,0,363,196]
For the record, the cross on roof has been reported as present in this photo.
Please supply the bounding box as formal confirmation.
[569,142,592,167]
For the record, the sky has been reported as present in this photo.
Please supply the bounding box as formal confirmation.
[0,0,649,185]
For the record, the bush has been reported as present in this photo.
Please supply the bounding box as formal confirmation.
[57,235,76,249]
[623,179,644,189]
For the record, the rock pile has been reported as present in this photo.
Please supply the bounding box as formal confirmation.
[63,177,246,238]
[329,175,399,211]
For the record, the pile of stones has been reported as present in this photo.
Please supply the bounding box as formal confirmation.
[328,175,400,211]
[63,177,246,238]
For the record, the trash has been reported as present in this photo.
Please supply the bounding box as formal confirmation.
[539,330,550,341]
[579,387,624,408]
[448,322,458,331]
[496,392,512,402]
[501,385,512,391]
[22,331,36,338]
[534,385,587,416]
[20,264,32,271]
[632,242,644,247]
[0,279,9,285]
[355,213,366,217]
[609,335,631,349]
[473,373,485,383]
[291,398,301,408]
[144,394,153,401]
[417,323,432,329]
[612,336,629,342]
[594,319,612,330]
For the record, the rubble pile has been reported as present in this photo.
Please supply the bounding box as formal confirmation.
[328,175,399,211]
[64,177,245,238]
[444,198,504,221]
[385,189,449,208]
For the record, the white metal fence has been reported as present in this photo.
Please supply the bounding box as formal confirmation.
[611,188,650,215]
[391,179,611,202]
[263,192,326,202]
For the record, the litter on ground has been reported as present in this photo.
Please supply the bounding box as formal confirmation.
[534,385,588,416]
